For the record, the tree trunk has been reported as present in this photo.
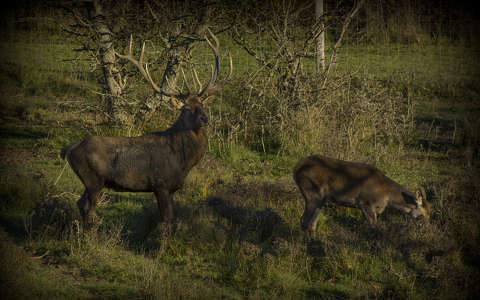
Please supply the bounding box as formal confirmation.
[315,0,325,73]
[137,50,182,118]
[155,22,186,111]
[91,0,124,123]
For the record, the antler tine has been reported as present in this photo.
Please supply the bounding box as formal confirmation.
[116,35,186,100]
[197,28,233,98]
[207,27,233,86]
[179,67,193,94]
[197,28,220,97]
[218,53,233,85]
[162,74,185,108]
[191,65,214,95]
[165,74,179,94]
[116,30,232,105]
[128,34,133,57]
[191,67,201,93]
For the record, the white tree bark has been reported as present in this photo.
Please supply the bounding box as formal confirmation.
[315,0,325,73]
[91,0,125,123]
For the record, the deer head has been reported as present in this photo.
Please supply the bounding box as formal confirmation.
[411,187,430,221]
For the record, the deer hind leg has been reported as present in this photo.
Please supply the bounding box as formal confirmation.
[77,188,101,224]
[86,187,101,222]
[69,153,104,225]
[77,190,89,224]
[76,171,104,224]
[154,189,174,223]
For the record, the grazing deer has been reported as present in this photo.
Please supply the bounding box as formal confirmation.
[293,155,430,237]
[61,29,232,224]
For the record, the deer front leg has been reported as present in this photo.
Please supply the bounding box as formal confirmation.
[359,202,377,225]
[154,189,174,223]
[77,189,100,225]
[301,197,326,239]
[298,183,326,239]
[302,207,322,239]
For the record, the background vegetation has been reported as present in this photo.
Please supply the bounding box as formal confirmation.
[1,0,479,299]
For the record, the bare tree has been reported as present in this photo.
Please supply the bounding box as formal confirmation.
[232,0,323,105]
[61,0,129,124]
[60,0,233,125]
[232,0,365,103]
[321,0,365,89]
[90,0,125,122]
[135,1,233,112]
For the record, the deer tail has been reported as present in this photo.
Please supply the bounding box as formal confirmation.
[60,141,81,161]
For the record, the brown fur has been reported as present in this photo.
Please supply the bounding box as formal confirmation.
[61,97,210,224]
[293,155,430,237]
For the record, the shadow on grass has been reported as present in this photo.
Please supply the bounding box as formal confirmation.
[306,239,326,257]
[324,209,451,268]
[206,196,297,254]
[303,285,349,299]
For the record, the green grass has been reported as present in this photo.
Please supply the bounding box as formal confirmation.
[1,24,480,299]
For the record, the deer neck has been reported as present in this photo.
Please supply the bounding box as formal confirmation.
[180,127,208,171]
[388,190,415,214]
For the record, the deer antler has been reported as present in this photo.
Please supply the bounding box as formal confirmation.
[116,35,185,108]
[116,29,232,107]
[197,28,233,97]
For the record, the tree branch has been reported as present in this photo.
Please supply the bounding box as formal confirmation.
[321,0,365,88]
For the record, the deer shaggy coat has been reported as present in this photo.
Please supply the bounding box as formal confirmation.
[61,97,209,224]
[293,155,430,237]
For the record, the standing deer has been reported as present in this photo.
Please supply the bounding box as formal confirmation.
[293,155,430,237]
[61,29,232,224]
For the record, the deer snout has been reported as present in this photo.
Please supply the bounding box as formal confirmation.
[421,212,430,223]
[410,207,430,224]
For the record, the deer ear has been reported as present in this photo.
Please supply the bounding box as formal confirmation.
[415,189,424,206]
[202,95,216,105]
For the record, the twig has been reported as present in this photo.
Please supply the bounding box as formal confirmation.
[32,250,50,260]
[54,161,69,186]
[50,192,80,199]
[322,0,365,89]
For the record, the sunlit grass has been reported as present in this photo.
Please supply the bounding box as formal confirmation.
[0,26,479,299]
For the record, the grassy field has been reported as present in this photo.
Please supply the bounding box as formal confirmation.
[1,26,480,299]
